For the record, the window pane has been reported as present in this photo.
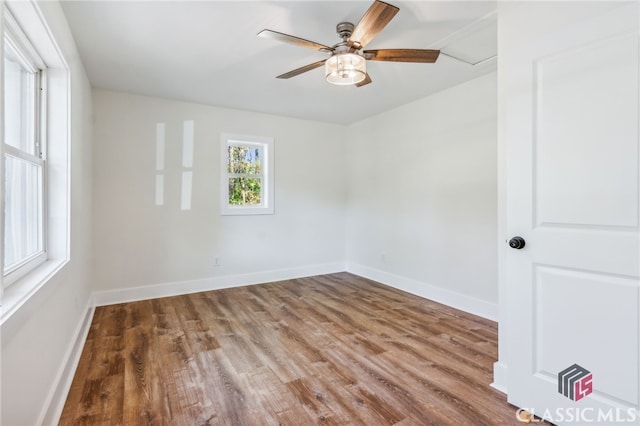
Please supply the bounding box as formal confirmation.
[4,155,43,270]
[228,177,262,205]
[4,42,36,155]
[227,145,263,175]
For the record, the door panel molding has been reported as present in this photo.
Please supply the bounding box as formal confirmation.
[532,32,639,228]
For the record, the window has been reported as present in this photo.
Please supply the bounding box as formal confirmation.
[3,10,47,286]
[221,133,274,215]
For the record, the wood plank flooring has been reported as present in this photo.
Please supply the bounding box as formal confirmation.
[60,273,521,425]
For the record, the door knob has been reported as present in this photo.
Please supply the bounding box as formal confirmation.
[508,236,526,249]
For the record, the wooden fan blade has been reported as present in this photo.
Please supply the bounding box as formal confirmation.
[258,29,332,52]
[276,60,327,79]
[364,49,440,63]
[355,73,372,88]
[349,1,399,49]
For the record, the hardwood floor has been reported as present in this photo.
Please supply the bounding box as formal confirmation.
[60,273,520,425]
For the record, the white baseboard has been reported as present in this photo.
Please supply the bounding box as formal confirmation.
[92,262,347,306]
[491,361,508,394]
[39,299,95,426]
[346,263,498,321]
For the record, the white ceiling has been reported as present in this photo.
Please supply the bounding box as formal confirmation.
[60,1,497,124]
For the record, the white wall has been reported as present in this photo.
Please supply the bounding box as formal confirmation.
[91,76,498,315]
[345,73,498,318]
[92,91,346,296]
[0,1,93,425]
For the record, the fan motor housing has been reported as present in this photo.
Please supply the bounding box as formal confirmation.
[336,22,355,40]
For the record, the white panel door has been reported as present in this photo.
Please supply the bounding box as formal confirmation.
[503,2,640,424]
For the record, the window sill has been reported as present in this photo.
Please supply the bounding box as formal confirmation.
[1,258,67,326]
[220,206,275,216]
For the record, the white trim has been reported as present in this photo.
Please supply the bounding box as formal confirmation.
[220,133,274,216]
[3,249,47,286]
[92,262,346,306]
[1,0,5,300]
[346,262,499,321]
[3,7,46,71]
[38,298,95,426]
[495,5,509,399]
[0,258,67,327]
[491,361,508,394]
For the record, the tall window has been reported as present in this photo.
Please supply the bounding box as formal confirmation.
[3,12,47,286]
[221,134,274,215]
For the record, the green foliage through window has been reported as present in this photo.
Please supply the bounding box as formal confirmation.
[227,145,263,205]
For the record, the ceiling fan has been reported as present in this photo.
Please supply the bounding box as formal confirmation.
[257,0,440,87]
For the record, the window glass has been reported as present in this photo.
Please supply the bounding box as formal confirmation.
[4,42,36,156]
[228,177,262,206]
[227,145,263,175]
[3,156,43,270]
[227,144,264,206]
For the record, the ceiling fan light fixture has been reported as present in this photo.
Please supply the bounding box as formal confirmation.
[325,53,366,85]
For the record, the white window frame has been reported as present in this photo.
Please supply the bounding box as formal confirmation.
[1,0,70,322]
[2,8,47,287]
[220,133,274,215]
